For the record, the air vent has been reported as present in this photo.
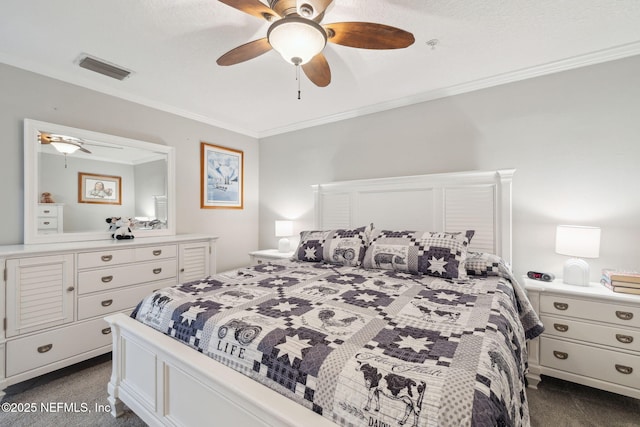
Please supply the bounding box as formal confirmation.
[77,55,132,81]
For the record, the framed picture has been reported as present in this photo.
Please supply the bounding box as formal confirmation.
[201,142,243,209]
[78,172,122,205]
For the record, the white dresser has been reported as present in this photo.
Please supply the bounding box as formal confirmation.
[0,234,217,397]
[523,278,640,399]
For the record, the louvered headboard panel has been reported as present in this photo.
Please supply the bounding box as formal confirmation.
[313,170,515,265]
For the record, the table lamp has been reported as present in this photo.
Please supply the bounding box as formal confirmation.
[555,225,601,286]
[275,220,293,252]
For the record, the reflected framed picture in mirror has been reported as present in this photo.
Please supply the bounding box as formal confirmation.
[200,142,244,209]
[78,172,122,205]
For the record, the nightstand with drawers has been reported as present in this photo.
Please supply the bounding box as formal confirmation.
[523,277,640,399]
[249,249,295,265]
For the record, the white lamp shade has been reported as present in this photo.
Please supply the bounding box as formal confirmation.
[267,17,326,65]
[555,225,601,258]
[275,220,293,237]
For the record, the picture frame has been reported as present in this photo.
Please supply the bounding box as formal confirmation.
[78,172,122,205]
[200,142,244,209]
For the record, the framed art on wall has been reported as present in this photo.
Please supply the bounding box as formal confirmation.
[200,142,244,209]
[78,172,122,205]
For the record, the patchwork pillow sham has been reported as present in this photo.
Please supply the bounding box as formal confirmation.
[362,230,474,279]
[465,251,503,276]
[293,224,373,266]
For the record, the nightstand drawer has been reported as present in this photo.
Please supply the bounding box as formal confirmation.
[540,295,640,328]
[540,337,639,389]
[541,314,640,352]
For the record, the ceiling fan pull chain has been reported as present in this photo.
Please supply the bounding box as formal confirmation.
[296,64,301,100]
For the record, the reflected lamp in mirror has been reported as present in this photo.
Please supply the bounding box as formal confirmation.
[555,225,601,286]
[275,220,293,253]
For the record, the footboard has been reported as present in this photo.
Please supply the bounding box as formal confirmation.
[105,313,335,427]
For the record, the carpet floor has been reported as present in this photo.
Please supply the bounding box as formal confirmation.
[1,354,639,426]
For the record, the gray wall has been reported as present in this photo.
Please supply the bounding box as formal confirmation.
[258,55,640,282]
[0,63,259,272]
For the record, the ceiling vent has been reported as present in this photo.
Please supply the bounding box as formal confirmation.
[77,54,132,81]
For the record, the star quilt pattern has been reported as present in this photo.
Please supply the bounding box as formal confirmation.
[132,260,542,427]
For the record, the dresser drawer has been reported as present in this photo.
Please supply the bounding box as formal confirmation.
[77,279,174,320]
[37,217,58,229]
[78,259,177,294]
[77,248,135,269]
[541,314,640,352]
[135,244,177,262]
[540,294,640,328]
[540,336,639,390]
[6,317,113,377]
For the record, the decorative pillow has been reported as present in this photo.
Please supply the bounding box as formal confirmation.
[363,230,474,279]
[465,251,503,276]
[293,224,373,266]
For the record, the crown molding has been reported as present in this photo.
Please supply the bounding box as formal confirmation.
[2,41,639,140]
[257,41,640,138]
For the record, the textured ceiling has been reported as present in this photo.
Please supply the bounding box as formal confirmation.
[1,0,639,138]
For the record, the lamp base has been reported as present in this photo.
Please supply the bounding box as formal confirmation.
[278,238,290,253]
[562,258,590,286]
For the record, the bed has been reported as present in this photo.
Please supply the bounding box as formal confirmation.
[105,169,544,427]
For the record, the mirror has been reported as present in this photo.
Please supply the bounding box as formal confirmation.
[24,119,176,244]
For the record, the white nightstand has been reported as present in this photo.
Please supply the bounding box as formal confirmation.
[249,249,295,266]
[523,277,640,399]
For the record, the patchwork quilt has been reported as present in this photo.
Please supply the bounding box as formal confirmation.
[133,260,542,427]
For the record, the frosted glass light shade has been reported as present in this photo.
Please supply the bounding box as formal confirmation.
[50,142,80,154]
[267,17,326,65]
[556,225,601,286]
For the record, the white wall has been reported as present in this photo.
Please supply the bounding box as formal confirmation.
[258,55,640,282]
[0,63,259,272]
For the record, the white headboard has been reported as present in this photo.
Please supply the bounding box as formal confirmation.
[312,169,515,265]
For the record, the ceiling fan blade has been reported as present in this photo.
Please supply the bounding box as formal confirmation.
[297,0,333,20]
[217,38,272,66]
[302,53,331,87]
[324,22,415,49]
[218,0,280,21]
[78,146,92,154]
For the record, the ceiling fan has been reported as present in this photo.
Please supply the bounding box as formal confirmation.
[39,132,92,154]
[216,0,415,87]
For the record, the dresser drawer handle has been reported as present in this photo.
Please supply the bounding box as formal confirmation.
[101,255,113,262]
[43,221,50,225]
[553,323,569,332]
[101,299,113,307]
[553,302,569,311]
[153,249,162,256]
[153,268,162,274]
[616,334,634,344]
[37,344,53,354]
[43,210,51,214]
[102,327,112,335]
[67,286,75,292]
[616,311,634,321]
[101,275,113,283]
[615,364,633,375]
[553,351,568,360]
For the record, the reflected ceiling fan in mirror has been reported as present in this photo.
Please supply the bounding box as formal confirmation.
[39,132,123,168]
[216,0,415,93]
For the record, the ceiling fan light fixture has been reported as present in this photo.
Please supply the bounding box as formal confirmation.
[50,141,81,154]
[267,17,326,65]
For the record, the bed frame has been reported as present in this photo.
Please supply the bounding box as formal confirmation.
[106,169,515,426]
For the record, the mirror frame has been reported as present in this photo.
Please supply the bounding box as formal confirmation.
[24,119,176,244]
